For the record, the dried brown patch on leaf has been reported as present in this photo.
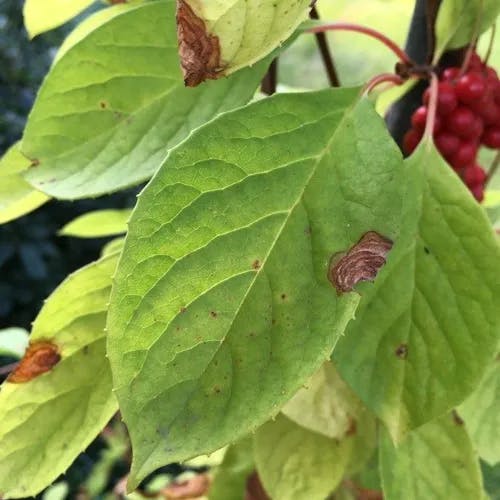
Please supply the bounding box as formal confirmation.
[328,231,393,294]
[176,0,224,87]
[8,341,61,383]
[452,410,464,426]
[162,474,210,499]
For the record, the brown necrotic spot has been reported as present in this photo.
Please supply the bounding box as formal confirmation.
[176,0,224,87]
[452,410,464,426]
[395,343,408,359]
[8,341,61,384]
[252,259,261,270]
[328,231,393,294]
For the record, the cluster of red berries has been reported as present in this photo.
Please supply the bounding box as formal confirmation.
[403,52,500,202]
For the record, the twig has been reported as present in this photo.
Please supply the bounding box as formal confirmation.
[307,23,414,65]
[484,23,496,65]
[309,6,340,86]
[364,73,405,94]
[486,151,500,186]
[261,59,278,95]
[0,362,19,377]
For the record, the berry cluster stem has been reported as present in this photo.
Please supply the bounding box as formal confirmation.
[307,22,414,65]
[424,73,439,144]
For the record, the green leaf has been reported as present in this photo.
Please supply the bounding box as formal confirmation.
[282,361,367,440]
[178,0,310,84]
[460,356,500,466]
[107,88,406,488]
[60,209,132,238]
[41,482,69,500]
[0,328,29,359]
[0,255,118,498]
[209,437,254,500]
[482,461,500,500]
[0,143,48,224]
[23,0,95,38]
[380,412,483,500]
[254,414,352,500]
[101,237,126,257]
[21,1,273,200]
[334,143,500,442]
[435,0,500,56]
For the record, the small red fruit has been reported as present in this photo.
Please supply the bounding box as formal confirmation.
[403,129,422,154]
[446,106,477,138]
[455,73,487,103]
[482,127,500,149]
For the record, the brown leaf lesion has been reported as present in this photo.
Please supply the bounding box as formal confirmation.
[7,341,61,384]
[328,231,393,294]
[176,0,225,87]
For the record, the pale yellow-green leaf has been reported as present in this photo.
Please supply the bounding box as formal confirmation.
[460,356,500,466]
[60,209,132,238]
[0,255,118,498]
[184,0,311,76]
[282,361,366,440]
[0,143,48,225]
[23,0,95,38]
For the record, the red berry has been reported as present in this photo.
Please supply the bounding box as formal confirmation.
[424,82,457,115]
[403,128,422,154]
[411,106,428,130]
[442,67,460,82]
[455,72,487,103]
[471,184,485,202]
[434,132,460,158]
[482,127,500,148]
[463,164,487,186]
[450,140,478,168]
[468,53,483,70]
[446,106,477,137]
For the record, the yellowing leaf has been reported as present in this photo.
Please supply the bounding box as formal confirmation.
[23,0,95,38]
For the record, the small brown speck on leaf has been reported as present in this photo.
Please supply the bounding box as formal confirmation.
[8,341,61,384]
[328,231,393,294]
[176,0,224,87]
[180,307,187,313]
[210,311,217,318]
[345,417,357,436]
[395,343,408,359]
[30,158,40,167]
[252,260,261,270]
[452,410,464,426]
[99,101,107,109]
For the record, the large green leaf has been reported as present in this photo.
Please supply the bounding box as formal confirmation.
[380,412,483,500]
[254,414,352,500]
[0,143,48,224]
[334,143,500,442]
[20,1,272,200]
[209,437,254,500]
[178,0,310,85]
[282,361,367,440]
[460,356,500,466]
[23,0,95,38]
[0,255,118,498]
[108,88,406,488]
[435,0,500,56]
[60,209,132,238]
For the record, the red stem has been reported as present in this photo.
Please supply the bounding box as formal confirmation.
[364,73,405,94]
[424,73,439,143]
[307,23,414,65]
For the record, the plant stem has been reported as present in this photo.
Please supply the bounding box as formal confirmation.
[424,73,439,144]
[309,7,340,86]
[261,59,278,95]
[484,23,496,65]
[486,151,500,186]
[364,73,405,94]
[307,23,414,65]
